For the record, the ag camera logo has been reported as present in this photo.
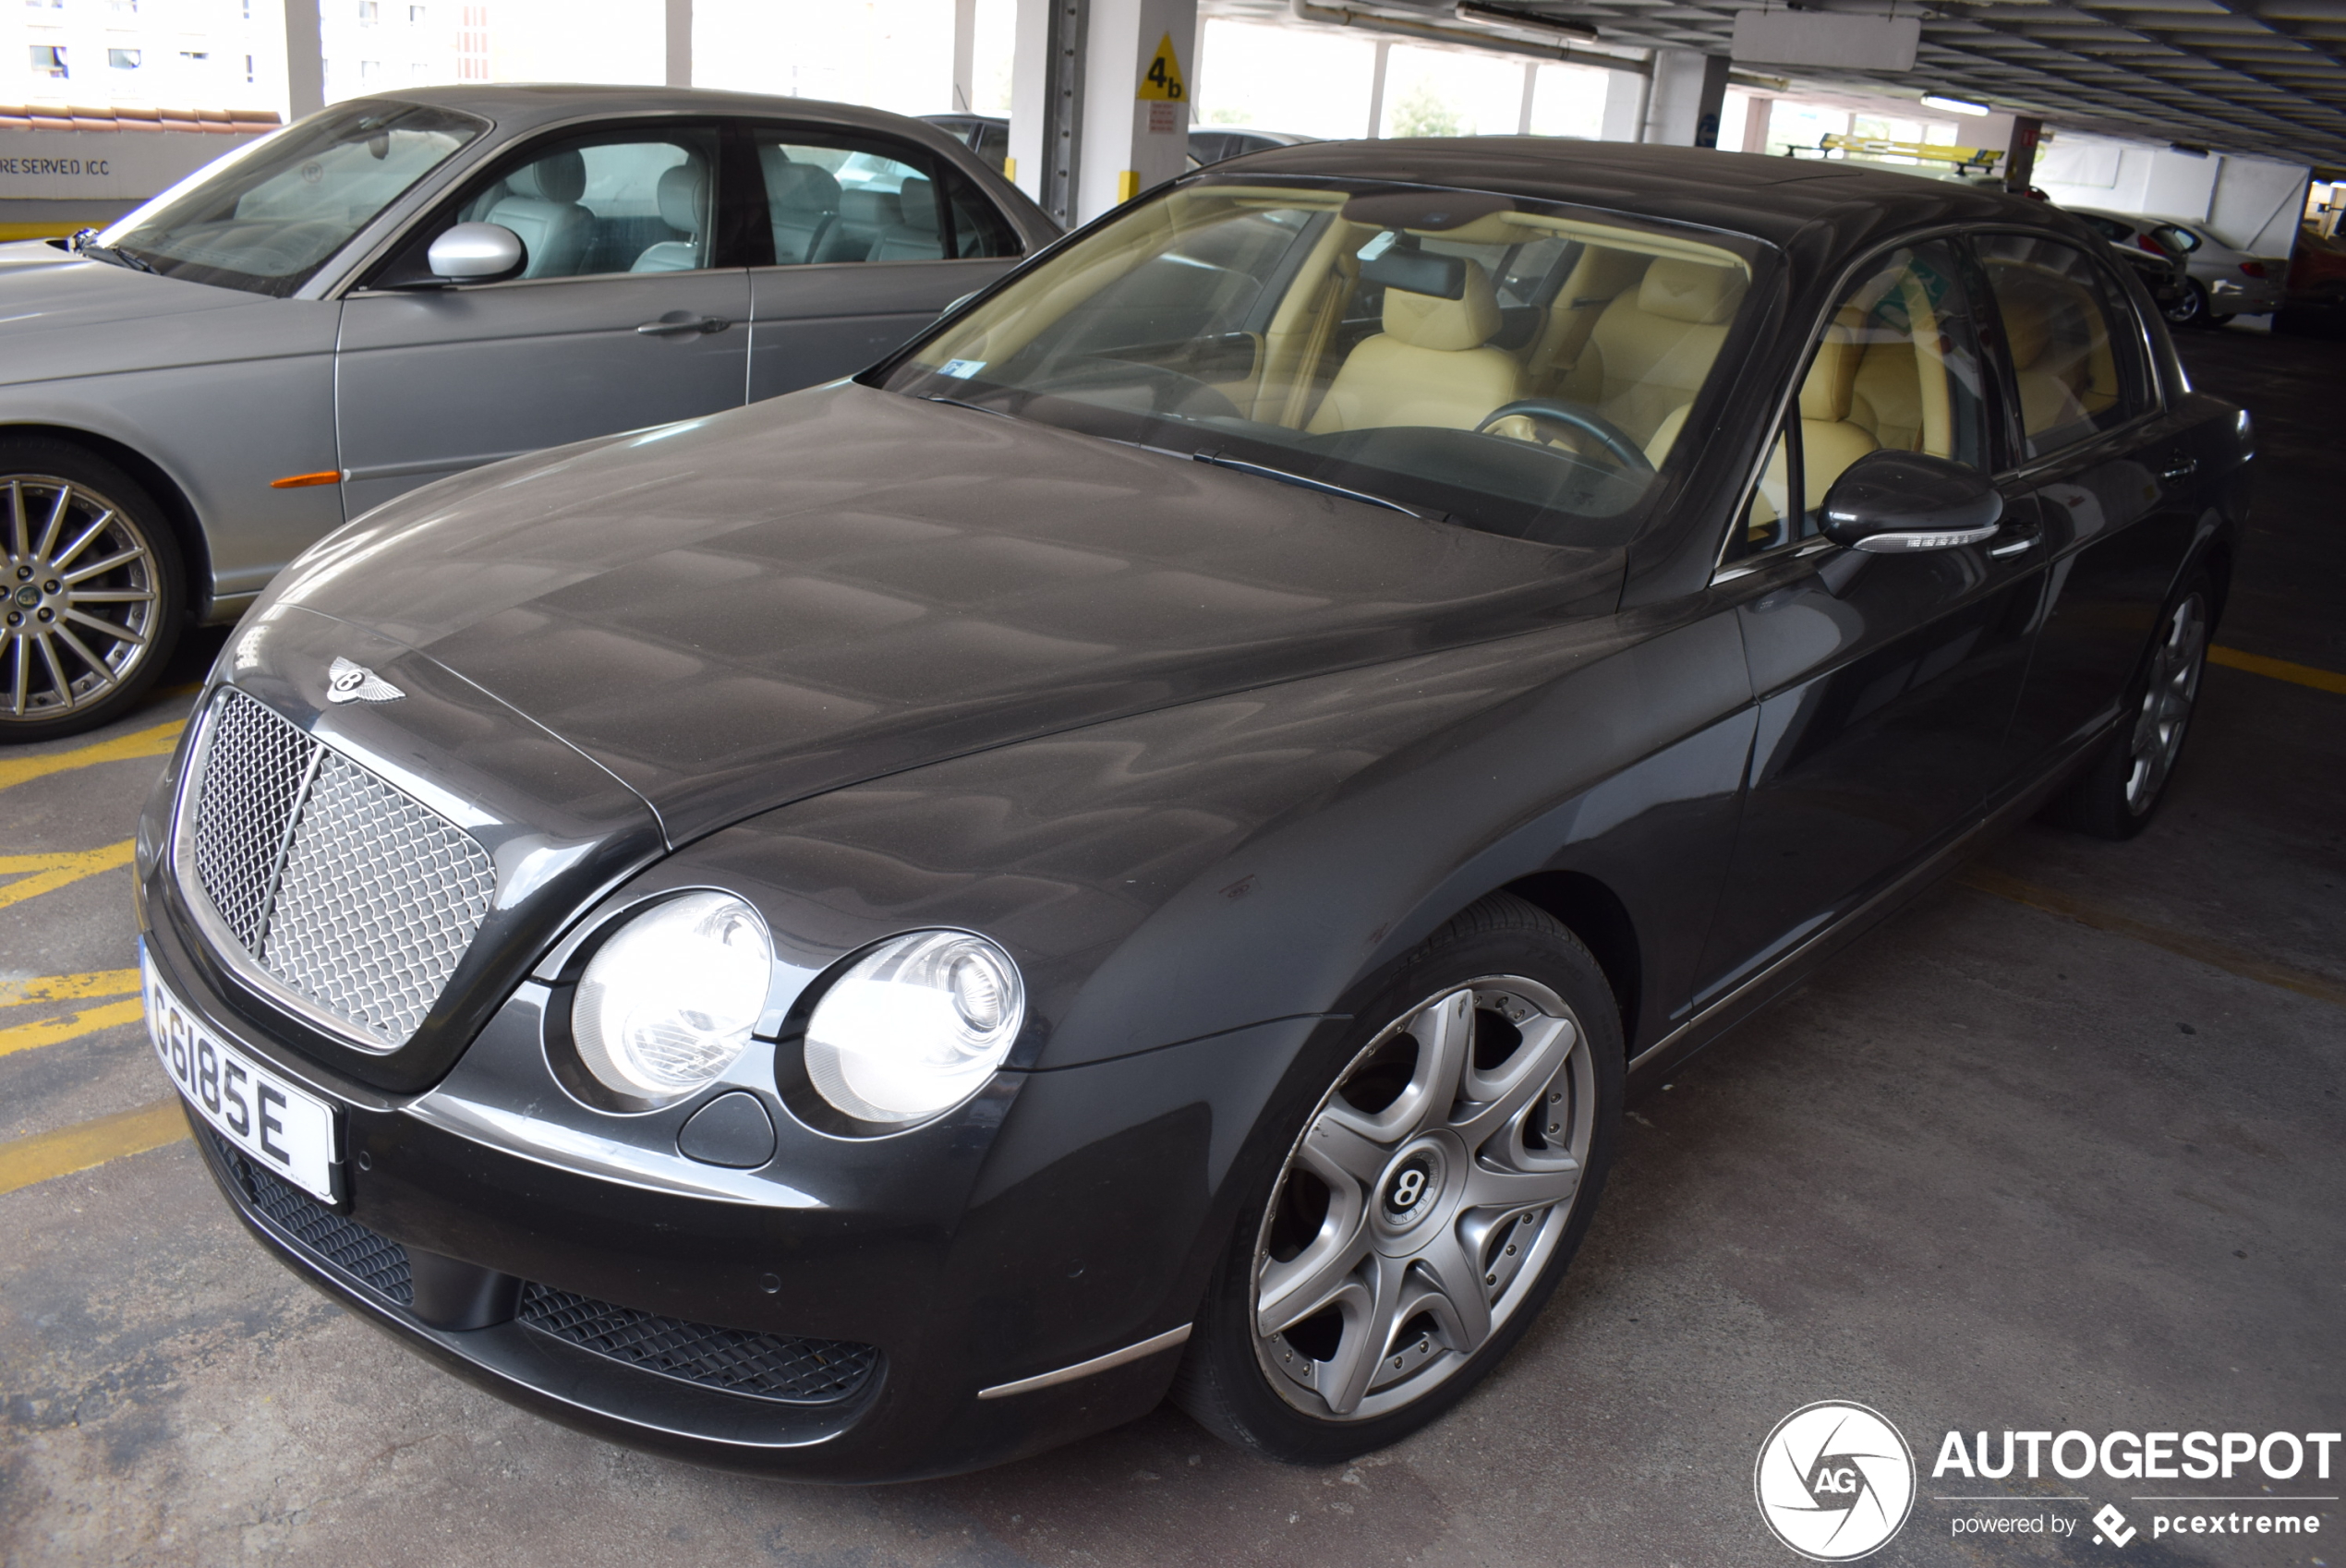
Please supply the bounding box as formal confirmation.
[1756,1401,1918,1561]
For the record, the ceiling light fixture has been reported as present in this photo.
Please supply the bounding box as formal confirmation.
[1455,2,1602,42]
[1921,92,1991,115]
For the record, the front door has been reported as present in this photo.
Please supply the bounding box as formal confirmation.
[741,124,1027,404]
[1689,240,2047,1006]
[335,121,749,518]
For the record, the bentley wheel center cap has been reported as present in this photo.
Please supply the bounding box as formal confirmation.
[1380,1147,1445,1229]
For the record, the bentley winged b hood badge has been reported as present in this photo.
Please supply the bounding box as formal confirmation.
[326,656,405,705]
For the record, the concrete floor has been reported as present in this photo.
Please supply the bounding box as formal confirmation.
[3,324,2340,1568]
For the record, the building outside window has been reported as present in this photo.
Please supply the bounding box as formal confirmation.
[30,44,67,78]
[358,0,379,22]
[410,4,428,20]
[110,48,144,69]
[359,58,381,79]
[245,52,256,81]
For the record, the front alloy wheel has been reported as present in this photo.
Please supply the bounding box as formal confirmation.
[1175,893,1622,1464]
[1,447,182,742]
[2123,590,2207,815]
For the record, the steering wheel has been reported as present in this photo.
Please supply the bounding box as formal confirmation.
[1475,399,1654,476]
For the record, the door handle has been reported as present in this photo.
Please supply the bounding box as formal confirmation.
[2161,453,2199,483]
[636,315,731,336]
[1988,533,2038,559]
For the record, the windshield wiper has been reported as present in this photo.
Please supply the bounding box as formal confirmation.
[922,392,1011,419]
[1191,452,1427,519]
[77,241,153,274]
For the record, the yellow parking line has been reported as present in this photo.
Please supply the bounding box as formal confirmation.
[0,839,136,912]
[2209,645,2346,696]
[0,718,184,793]
[0,967,141,1009]
[0,1099,187,1198]
[0,998,146,1061]
[1960,867,2346,1009]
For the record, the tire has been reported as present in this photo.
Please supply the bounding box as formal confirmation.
[1173,891,1624,1465]
[0,439,185,743]
[2046,573,2210,840]
[2164,280,2207,328]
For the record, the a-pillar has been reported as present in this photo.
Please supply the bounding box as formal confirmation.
[1643,50,1728,146]
[1598,68,1647,143]
[284,0,324,121]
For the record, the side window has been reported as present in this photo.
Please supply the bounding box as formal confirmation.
[1977,235,2151,460]
[751,130,1016,265]
[1727,241,1990,563]
[451,127,720,280]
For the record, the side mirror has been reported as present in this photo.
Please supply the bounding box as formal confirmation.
[1819,451,2003,554]
[426,222,526,283]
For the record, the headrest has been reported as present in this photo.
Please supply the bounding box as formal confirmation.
[839,188,901,227]
[505,149,586,205]
[767,160,840,216]
[1799,321,1866,422]
[894,175,937,235]
[1381,256,1501,352]
[1986,266,2055,369]
[656,161,707,234]
[1638,258,1746,324]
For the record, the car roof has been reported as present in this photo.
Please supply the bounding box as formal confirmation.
[359,82,961,142]
[1210,138,2069,252]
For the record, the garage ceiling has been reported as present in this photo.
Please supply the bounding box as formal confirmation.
[1206,0,2346,168]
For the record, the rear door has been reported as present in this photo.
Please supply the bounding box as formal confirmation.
[740,122,1029,404]
[335,120,750,518]
[1689,239,2048,1005]
[1975,232,2207,782]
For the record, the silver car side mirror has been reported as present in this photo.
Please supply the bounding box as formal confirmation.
[427,223,526,283]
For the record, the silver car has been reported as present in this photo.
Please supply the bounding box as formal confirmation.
[0,85,1055,740]
[2068,208,2289,326]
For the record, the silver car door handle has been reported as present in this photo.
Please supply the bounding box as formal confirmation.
[1988,534,2038,559]
[2161,454,2199,482]
[636,315,731,336]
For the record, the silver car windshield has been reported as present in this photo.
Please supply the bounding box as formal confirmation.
[96,100,488,297]
[880,179,1763,546]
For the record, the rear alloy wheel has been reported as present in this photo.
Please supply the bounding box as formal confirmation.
[2164,280,2208,328]
[1,446,182,742]
[2050,578,2209,840]
[1175,894,1622,1463]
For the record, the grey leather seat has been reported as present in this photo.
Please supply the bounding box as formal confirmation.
[487,150,593,279]
[631,161,709,273]
[867,176,946,261]
[814,188,900,264]
[762,152,839,265]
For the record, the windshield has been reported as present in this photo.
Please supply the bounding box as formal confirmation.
[97,100,488,296]
[878,179,1761,544]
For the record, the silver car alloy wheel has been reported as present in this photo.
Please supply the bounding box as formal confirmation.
[2,476,163,723]
[2125,591,2207,814]
[1252,976,1594,1422]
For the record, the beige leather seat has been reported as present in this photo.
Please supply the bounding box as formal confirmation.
[1525,247,1651,386]
[1307,258,1523,434]
[1850,340,1923,452]
[1743,320,1880,544]
[1989,271,2099,446]
[1557,257,1748,448]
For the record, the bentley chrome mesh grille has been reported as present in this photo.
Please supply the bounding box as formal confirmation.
[186,688,496,1049]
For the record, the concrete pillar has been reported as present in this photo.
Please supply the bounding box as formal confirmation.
[1073,0,1196,223]
[1007,0,1073,213]
[1644,50,1727,147]
[1366,39,1391,138]
[664,0,692,89]
[284,0,323,121]
[2006,115,2042,194]
[952,0,978,114]
[1741,95,1772,156]
[1517,62,1538,135]
[1598,68,1646,143]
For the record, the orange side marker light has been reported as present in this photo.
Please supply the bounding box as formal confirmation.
[269,470,345,489]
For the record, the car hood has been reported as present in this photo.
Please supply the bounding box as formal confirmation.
[259,381,1623,844]
[0,243,308,384]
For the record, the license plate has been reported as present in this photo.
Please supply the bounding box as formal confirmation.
[143,946,342,1204]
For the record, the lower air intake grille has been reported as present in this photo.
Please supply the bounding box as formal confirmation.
[516,1285,878,1405]
[205,1128,413,1305]
[186,688,496,1049]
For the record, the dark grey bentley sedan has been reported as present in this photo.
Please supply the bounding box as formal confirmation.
[137,140,2245,1481]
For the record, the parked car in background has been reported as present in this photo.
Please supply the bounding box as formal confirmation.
[0,85,1053,740]
[2110,241,2193,318]
[143,143,2244,1482]
[921,114,1317,174]
[2068,209,2288,325]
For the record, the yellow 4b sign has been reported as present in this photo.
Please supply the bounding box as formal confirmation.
[1138,32,1186,101]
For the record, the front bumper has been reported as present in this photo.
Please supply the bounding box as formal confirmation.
[143,874,1315,1480]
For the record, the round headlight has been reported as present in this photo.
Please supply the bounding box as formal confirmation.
[804,931,1025,1126]
[573,892,773,1104]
